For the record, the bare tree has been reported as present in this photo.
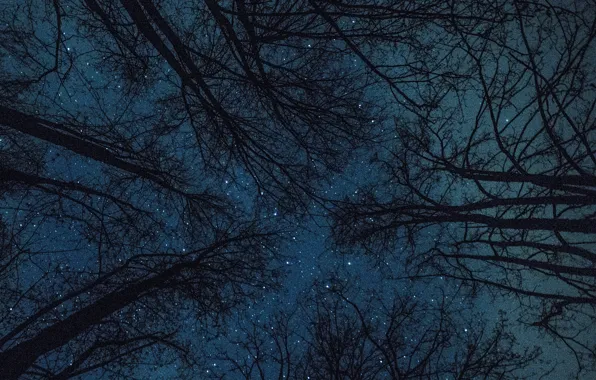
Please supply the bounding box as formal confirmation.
[75,0,386,212]
[2,0,590,377]
[0,221,280,379]
[331,0,596,374]
[75,0,514,211]
[209,280,542,379]
[0,1,293,377]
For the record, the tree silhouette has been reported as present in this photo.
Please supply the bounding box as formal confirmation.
[1,0,593,377]
[0,221,280,379]
[0,0,404,376]
[78,0,385,212]
[209,280,542,379]
[331,0,596,373]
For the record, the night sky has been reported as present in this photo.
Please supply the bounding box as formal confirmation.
[1,0,594,379]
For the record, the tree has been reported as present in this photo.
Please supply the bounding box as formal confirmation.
[78,0,506,210]
[1,0,395,377]
[208,279,542,379]
[0,221,280,379]
[331,0,596,374]
[2,0,590,377]
[77,0,384,212]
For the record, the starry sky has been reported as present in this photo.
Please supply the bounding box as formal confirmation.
[1,0,594,379]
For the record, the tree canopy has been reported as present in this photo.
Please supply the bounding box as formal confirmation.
[1,0,594,378]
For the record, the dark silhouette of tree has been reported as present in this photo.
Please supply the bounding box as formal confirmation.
[1,0,591,377]
[0,0,417,376]
[0,221,280,379]
[208,280,543,379]
[77,0,386,212]
[76,0,511,210]
[0,77,272,380]
[331,0,596,374]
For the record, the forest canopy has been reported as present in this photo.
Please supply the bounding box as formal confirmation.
[0,0,594,378]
